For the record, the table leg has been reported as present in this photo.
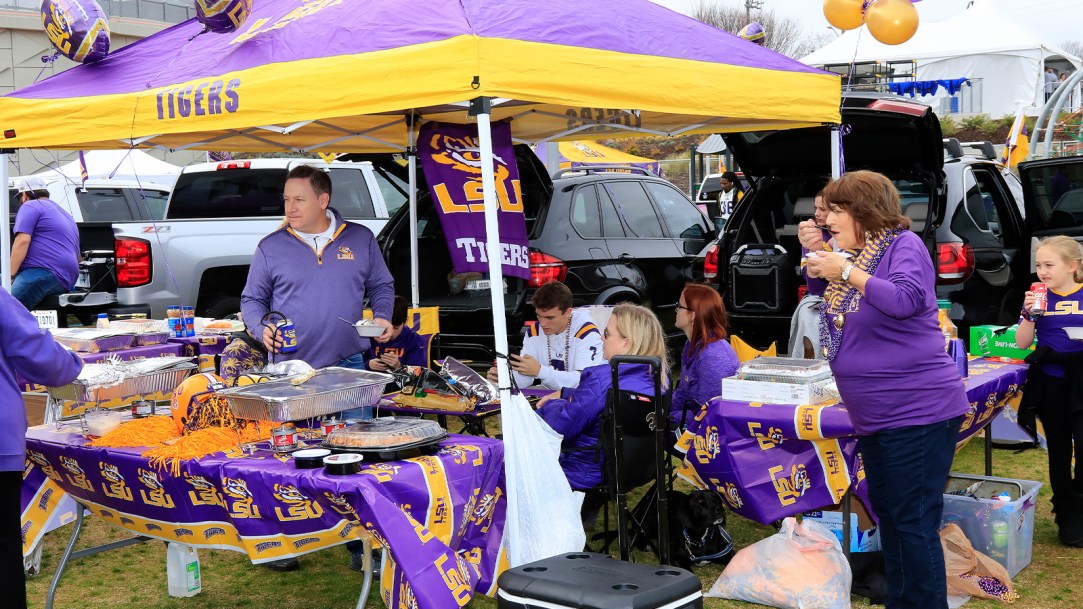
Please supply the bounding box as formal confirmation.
[841,490,852,562]
[354,535,374,609]
[984,427,993,476]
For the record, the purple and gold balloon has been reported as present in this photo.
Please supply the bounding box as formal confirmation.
[738,22,766,45]
[40,0,111,63]
[195,0,252,34]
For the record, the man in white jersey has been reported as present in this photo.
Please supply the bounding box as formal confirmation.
[488,281,604,389]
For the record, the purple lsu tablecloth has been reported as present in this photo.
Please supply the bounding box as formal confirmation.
[676,358,1027,525]
[22,425,508,609]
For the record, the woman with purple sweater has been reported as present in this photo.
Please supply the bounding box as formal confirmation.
[671,284,739,434]
[1,289,83,609]
[805,171,968,609]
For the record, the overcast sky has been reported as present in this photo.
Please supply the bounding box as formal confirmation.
[649,0,1083,51]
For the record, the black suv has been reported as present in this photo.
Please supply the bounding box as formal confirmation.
[706,94,1029,351]
[376,146,717,352]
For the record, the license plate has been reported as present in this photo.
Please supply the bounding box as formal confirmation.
[465,279,491,291]
[75,269,90,289]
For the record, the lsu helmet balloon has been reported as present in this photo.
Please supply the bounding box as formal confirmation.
[194,0,252,34]
[40,0,110,63]
[738,22,766,45]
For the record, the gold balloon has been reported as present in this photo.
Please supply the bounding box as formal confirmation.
[823,0,867,31]
[865,0,919,45]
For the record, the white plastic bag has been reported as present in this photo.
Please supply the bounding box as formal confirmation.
[502,392,585,566]
[707,517,852,609]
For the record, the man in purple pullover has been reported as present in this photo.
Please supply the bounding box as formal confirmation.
[0,289,83,608]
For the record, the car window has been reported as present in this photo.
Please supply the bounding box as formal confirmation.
[570,185,602,239]
[372,165,409,217]
[329,168,376,219]
[134,189,170,220]
[168,168,287,219]
[698,175,721,200]
[596,185,626,237]
[950,168,1001,248]
[603,181,664,238]
[76,188,136,222]
[1026,163,1083,230]
[646,182,710,240]
[970,166,1018,241]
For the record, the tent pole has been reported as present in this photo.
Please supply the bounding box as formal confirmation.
[472,98,513,407]
[544,142,560,176]
[1038,69,1083,160]
[1,150,11,291]
[406,112,420,308]
[830,126,842,179]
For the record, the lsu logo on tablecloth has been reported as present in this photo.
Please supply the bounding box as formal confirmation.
[440,445,484,467]
[960,400,979,432]
[184,473,225,508]
[398,580,418,609]
[435,553,472,606]
[769,464,811,507]
[137,468,175,508]
[361,463,401,483]
[273,484,323,521]
[324,492,359,519]
[99,462,133,501]
[471,488,502,535]
[27,450,61,482]
[60,456,94,492]
[748,422,784,450]
[693,425,722,464]
[223,476,261,518]
[722,482,744,510]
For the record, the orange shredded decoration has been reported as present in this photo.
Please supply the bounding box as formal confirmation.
[144,427,246,477]
[90,416,180,447]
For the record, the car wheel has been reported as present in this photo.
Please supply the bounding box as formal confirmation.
[202,295,241,319]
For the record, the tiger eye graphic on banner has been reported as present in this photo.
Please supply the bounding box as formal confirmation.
[418,120,531,280]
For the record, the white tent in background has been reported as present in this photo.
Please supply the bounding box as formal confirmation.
[34,150,182,188]
[800,0,1081,117]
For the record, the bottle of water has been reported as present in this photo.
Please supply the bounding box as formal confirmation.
[166,542,202,597]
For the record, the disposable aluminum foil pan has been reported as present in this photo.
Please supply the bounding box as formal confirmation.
[54,333,136,353]
[48,363,197,403]
[133,332,170,346]
[218,367,394,422]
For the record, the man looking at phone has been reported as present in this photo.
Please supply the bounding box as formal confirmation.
[367,296,428,370]
[489,281,604,389]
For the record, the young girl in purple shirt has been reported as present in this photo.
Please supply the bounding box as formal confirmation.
[1016,235,1083,548]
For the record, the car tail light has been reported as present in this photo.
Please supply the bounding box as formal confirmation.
[936,242,974,285]
[797,284,808,301]
[216,161,251,170]
[704,244,719,282]
[528,250,567,288]
[115,237,152,287]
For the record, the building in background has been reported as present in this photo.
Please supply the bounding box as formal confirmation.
[1,0,204,175]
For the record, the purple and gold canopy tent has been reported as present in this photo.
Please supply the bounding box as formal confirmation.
[0,0,840,596]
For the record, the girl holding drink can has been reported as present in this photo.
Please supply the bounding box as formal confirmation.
[1015,235,1083,548]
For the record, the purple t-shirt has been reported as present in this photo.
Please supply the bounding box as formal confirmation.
[1031,284,1083,377]
[13,198,80,288]
[365,324,429,367]
[829,231,969,435]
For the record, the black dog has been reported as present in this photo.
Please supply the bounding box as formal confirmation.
[639,489,733,569]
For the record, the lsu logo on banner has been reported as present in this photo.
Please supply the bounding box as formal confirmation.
[156,79,240,120]
[428,132,523,216]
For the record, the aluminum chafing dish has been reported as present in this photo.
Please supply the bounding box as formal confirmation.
[45,358,197,424]
[52,329,136,353]
[218,367,393,422]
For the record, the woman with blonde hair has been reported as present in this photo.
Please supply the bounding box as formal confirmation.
[536,303,668,490]
[1015,235,1083,547]
[805,170,969,609]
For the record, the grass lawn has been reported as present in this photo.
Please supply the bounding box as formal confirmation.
[25,432,1082,609]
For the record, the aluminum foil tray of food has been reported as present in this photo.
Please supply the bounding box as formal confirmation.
[133,331,170,346]
[110,319,168,334]
[48,359,197,403]
[323,417,447,461]
[52,329,137,353]
[737,356,833,384]
[218,367,394,421]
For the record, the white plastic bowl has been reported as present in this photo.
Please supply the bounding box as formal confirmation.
[353,321,385,338]
[1064,327,1083,341]
[85,410,123,436]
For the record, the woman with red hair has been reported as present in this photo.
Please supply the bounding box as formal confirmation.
[670,284,739,434]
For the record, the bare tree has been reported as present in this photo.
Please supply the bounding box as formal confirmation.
[691,0,830,59]
[1061,40,1083,60]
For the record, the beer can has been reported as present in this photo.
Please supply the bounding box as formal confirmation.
[276,319,298,353]
[1030,282,1047,317]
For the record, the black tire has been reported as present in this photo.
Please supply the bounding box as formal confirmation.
[202,294,241,319]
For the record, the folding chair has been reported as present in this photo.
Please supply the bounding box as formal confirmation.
[584,355,671,565]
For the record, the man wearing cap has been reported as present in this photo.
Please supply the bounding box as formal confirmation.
[9,177,80,310]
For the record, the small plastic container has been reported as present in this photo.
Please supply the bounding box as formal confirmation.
[166,542,202,597]
[941,473,1042,577]
[95,313,109,329]
[84,410,123,436]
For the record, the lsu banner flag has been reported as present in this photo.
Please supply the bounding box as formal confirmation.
[78,150,89,186]
[418,121,530,280]
[1000,109,1030,168]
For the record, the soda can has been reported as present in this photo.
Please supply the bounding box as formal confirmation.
[276,319,298,353]
[1031,282,1047,317]
[182,305,196,337]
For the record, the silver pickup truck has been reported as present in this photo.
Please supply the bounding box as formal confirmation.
[112,158,408,318]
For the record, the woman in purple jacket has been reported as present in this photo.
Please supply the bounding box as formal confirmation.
[671,283,739,434]
[0,289,83,609]
[805,171,968,609]
[535,303,669,491]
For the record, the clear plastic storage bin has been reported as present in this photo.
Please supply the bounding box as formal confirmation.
[941,473,1041,577]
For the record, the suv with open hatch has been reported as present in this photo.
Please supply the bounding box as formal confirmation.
[707,94,1028,352]
[376,149,717,353]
